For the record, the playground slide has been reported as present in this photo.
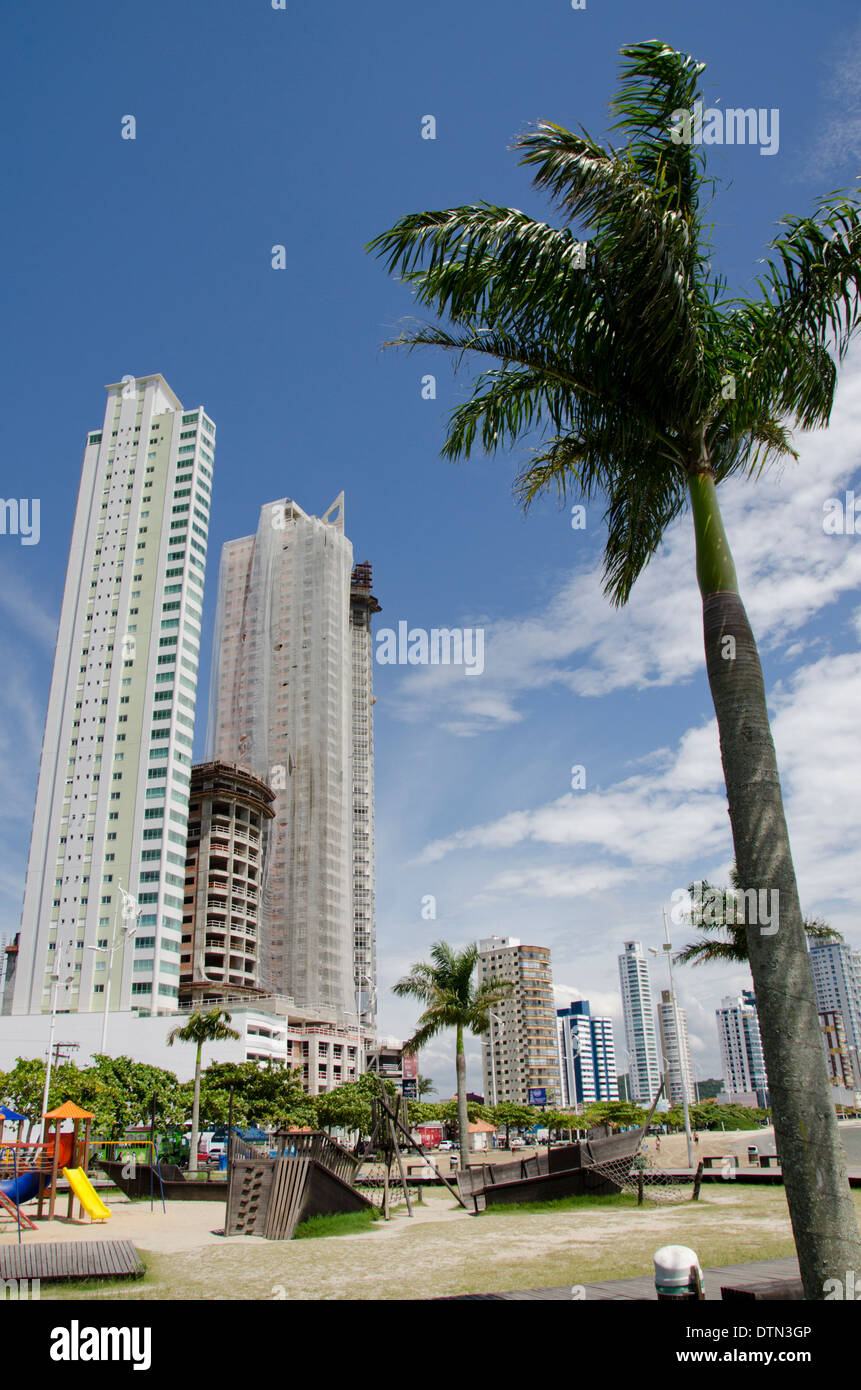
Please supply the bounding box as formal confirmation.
[0,1169,41,1207]
[63,1167,111,1221]
[0,1132,74,1208]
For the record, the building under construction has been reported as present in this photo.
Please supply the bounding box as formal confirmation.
[205,496,379,1028]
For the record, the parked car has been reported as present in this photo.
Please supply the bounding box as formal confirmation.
[509,1139,526,1151]
[437,1140,456,1151]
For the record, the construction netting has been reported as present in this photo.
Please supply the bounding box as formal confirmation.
[205,495,356,1015]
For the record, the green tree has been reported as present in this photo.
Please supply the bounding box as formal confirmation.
[406,1100,444,1126]
[416,1075,437,1098]
[77,1056,184,1137]
[167,1009,239,1172]
[677,871,842,967]
[367,40,861,1293]
[491,1101,538,1147]
[315,1074,398,1140]
[582,1101,647,1133]
[1,1058,84,1138]
[393,942,513,1169]
[196,1059,311,1131]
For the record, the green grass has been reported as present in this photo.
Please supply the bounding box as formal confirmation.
[35,1259,148,1300]
[483,1191,667,1215]
[293,1208,381,1239]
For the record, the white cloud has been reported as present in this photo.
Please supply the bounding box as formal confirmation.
[382,350,861,735]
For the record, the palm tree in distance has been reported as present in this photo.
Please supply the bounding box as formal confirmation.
[416,1075,437,1098]
[394,941,512,1169]
[368,40,861,1292]
[167,1008,239,1173]
[677,868,842,967]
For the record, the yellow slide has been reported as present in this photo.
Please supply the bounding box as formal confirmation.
[62,1166,111,1222]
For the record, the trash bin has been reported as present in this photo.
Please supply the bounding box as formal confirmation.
[747,1146,759,1166]
[654,1245,703,1300]
[218,1153,228,1171]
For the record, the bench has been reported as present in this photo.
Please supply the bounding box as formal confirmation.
[721,1279,804,1300]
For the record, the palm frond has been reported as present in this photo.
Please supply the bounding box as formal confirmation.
[610,39,707,209]
[758,195,861,360]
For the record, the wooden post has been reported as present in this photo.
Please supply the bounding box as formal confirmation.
[383,1088,469,1209]
[67,1119,80,1220]
[692,1159,705,1202]
[388,1116,413,1217]
[382,1152,391,1221]
[637,1171,644,1206]
[48,1121,61,1220]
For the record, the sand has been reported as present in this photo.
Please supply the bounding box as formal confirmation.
[6,1122,859,1300]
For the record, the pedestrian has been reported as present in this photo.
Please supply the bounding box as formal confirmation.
[655,1135,661,1152]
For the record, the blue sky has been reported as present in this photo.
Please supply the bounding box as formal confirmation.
[1,0,860,1096]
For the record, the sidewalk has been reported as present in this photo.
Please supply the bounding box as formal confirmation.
[436,1255,802,1300]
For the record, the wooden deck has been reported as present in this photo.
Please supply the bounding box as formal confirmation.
[0,1239,144,1283]
[435,1255,803,1300]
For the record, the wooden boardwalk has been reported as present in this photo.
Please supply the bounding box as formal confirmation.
[436,1255,802,1300]
[0,1239,143,1283]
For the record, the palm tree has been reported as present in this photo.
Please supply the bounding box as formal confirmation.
[167,1008,239,1173]
[416,1075,437,1098]
[677,870,843,967]
[368,40,861,1292]
[393,941,512,1169]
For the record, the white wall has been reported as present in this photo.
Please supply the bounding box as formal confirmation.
[0,1011,251,1081]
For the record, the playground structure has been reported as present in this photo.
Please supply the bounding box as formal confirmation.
[0,1100,109,1237]
[96,1139,212,1205]
[456,1085,668,1213]
[225,1129,374,1238]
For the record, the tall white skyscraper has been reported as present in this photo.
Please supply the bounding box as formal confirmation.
[556,1000,619,1108]
[809,942,861,1083]
[656,989,695,1106]
[11,375,213,1018]
[618,941,662,1106]
[716,990,768,1102]
[206,496,377,1023]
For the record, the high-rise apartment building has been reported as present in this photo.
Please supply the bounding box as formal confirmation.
[819,1010,856,1092]
[809,942,861,1084]
[349,563,380,1027]
[716,990,769,1103]
[656,988,695,1107]
[478,936,561,1105]
[11,375,213,1018]
[206,496,377,1024]
[556,1000,619,1108]
[180,761,276,1005]
[618,941,662,1106]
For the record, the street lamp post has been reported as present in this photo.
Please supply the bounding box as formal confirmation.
[651,910,695,1170]
[355,973,376,1078]
[86,882,140,1055]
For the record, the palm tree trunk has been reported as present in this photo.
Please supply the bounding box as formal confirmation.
[689,468,861,1296]
[456,1024,470,1170]
[188,1043,202,1175]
